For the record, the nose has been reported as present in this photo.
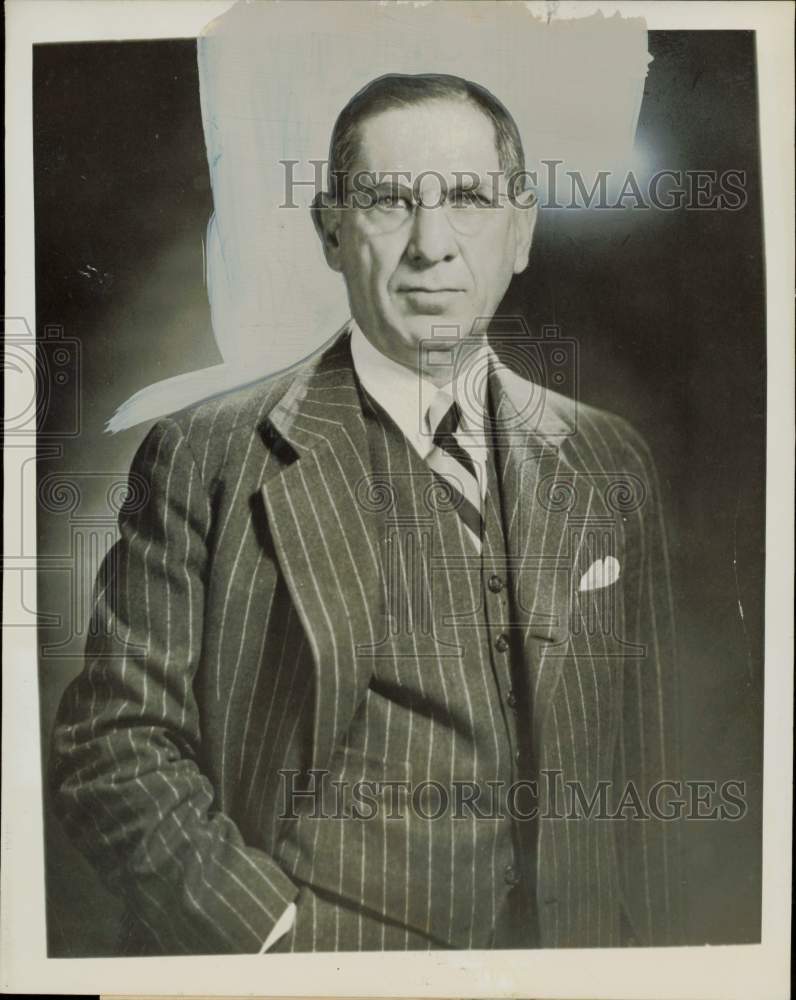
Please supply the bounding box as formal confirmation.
[405,204,459,267]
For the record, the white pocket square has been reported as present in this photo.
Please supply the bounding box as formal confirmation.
[579,556,621,592]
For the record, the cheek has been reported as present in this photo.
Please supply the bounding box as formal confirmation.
[343,225,402,287]
[466,226,515,291]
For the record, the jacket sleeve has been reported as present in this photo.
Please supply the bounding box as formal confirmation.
[611,416,687,946]
[48,417,299,954]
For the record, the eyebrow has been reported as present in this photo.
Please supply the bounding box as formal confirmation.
[371,179,413,194]
[368,175,491,197]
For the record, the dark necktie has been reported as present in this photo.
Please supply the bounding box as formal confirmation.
[426,391,483,552]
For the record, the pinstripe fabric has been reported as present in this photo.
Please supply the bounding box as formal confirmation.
[49,327,683,954]
[273,387,519,950]
[491,389,684,949]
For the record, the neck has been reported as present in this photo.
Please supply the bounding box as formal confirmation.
[357,330,490,389]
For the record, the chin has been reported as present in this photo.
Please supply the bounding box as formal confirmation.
[402,312,473,341]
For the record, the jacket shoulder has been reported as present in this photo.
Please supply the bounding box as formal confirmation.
[128,362,310,490]
[497,358,645,464]
[528,379,658,482]
[169,367,299,440]
[564,401,663,523]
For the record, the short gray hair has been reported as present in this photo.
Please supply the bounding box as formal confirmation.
[326,73,526,200]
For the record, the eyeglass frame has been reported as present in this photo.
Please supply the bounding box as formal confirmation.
[320,168,537,235]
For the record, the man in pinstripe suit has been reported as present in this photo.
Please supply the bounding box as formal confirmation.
[50,73,684,954]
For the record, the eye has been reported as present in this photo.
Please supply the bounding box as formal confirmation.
[448,188,489,208]
[374,193,411,210]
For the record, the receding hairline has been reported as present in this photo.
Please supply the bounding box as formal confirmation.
[347,94,507,167]
[327,73,526,194]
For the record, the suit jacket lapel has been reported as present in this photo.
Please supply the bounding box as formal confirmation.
[259,333,608,770]
[488,357,587,744]
[259,331,385,772]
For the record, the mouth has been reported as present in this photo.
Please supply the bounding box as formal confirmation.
[397,287,465,314]
[397,286,464,294]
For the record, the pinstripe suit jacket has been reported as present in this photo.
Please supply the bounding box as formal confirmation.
[50,327,684,954]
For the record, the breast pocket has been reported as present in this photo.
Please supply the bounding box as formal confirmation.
[571,535,634,659]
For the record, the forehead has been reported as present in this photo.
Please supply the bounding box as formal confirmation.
[352,98,501,178]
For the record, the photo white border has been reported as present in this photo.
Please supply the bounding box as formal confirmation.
[3,1,793,996]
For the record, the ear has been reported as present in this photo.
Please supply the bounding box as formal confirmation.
[311,192,344,272]
[511,191,538,275]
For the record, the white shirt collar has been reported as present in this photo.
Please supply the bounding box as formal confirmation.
[349,319,490,462]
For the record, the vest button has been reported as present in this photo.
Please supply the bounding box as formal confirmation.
[488,574,503,593]
[506,689,517,709]
[504,864,522,886]
[495,633,509,653]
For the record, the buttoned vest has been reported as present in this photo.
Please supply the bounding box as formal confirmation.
[275,380,541,949]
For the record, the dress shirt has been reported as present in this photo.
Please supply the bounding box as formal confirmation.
[349,319,489,500]
[259,901,296,953]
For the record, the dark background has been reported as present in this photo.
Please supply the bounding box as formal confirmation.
[34,31,765,956]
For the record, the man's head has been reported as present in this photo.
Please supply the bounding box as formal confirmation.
[313,74,536,380]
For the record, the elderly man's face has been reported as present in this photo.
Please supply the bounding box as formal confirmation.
[316,98,535,378]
